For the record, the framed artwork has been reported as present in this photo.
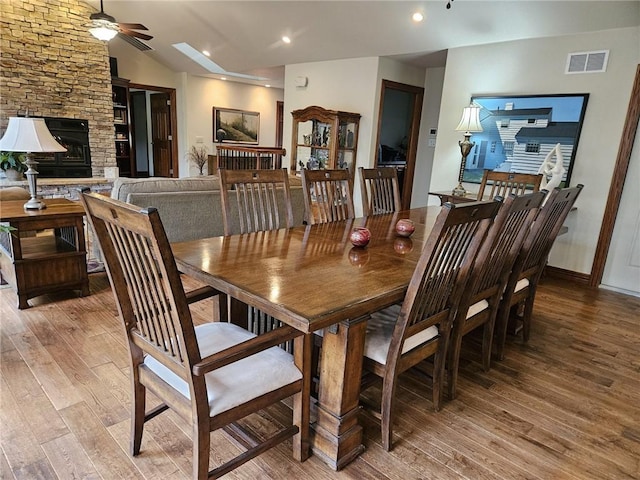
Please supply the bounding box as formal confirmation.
[213,107,259,144]
[462,93,589,185]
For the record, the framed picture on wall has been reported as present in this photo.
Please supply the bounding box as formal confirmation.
[463,93,589,186]
[213,107,260,144]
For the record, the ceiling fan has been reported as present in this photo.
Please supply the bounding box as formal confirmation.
[89,0,153,42]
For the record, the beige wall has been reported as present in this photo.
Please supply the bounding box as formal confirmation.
[426,26,640,274]
[0,0,115,176]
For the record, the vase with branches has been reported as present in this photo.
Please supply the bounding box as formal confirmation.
[187,145,208,175]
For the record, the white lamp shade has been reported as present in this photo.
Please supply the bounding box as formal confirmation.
[0,117,66,153]
[455,105,483,134]
[89,25,119,41]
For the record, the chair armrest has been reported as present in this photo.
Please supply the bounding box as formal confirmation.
[192,324,302,376]
[185,285,220,304]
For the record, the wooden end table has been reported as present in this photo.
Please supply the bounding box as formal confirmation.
[0,198,89,309]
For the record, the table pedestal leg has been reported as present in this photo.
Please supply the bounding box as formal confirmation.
[311,316,367,470]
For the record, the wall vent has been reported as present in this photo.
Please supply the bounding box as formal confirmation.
[565,50,609,74]
[118,33,153,52]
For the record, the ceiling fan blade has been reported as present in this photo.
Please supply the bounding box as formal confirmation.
[120,29,153,41]
[117,23,148,31]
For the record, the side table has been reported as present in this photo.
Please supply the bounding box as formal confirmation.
[0,198,89,309]
[429,190,481,205]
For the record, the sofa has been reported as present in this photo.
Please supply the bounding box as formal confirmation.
[111,175,306,242]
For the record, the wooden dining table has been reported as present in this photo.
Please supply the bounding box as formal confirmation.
[172,206,440,470]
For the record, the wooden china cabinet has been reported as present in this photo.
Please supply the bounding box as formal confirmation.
[290,106,361,175]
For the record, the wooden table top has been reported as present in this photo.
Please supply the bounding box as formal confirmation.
[0,198,84,222]
[173,206,440,333]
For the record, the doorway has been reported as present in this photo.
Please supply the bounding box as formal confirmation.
[128,83,178,177]
[375,80,424,210]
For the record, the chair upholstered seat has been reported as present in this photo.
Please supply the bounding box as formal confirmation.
[364,300,489,365]
[144,322,302,417]
[364,305,439,365]
[466,299,490,319]
[514,278,530,292]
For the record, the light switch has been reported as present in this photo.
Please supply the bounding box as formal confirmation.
[195,136,203,143]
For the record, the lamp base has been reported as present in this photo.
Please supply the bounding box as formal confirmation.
[24,197,46,210]
[452,183,467,197]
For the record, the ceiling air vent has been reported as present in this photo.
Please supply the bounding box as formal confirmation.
[118,33,153,52]
[565,50,609,74]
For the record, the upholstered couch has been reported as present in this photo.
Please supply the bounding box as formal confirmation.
[111,175,305,242]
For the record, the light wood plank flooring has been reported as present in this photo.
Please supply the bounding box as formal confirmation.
[1,272,639,479]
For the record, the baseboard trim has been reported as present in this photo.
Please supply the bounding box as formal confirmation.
[544,266,591,285]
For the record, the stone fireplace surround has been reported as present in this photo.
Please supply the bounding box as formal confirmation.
[0,0,117,179]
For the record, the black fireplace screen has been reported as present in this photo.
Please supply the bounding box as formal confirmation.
[32,117,92,178]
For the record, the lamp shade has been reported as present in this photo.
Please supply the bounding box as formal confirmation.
[0,117,66,153]
[89,24,119,41]
[455,105,483,134]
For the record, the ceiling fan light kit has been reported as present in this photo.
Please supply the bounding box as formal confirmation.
[89,0,152,42]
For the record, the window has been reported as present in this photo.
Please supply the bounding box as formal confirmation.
[503,141,514,155]
[500,119,510,128]
[528,118,535,124]
[525,141,540,153]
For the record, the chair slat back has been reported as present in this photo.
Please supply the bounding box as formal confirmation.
[81,192,198,378]
[477,170,543,200]
[359,167,401,216]
[469,191,546,298]
[518,184,583,278]
[389,200,500,362]
[219,168,294,235]
[301,169,355,225]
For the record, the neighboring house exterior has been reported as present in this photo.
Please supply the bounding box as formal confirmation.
[467,105,576,181]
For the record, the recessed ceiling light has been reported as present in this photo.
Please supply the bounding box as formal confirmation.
[412,12,424,22]
[202,50,210,57]
[282,36,291,44]
[220,77,227,81]
[265,84,271,88]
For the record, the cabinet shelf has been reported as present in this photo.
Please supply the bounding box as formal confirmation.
[112,77,135,177]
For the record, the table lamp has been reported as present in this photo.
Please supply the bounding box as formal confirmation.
[0,116,66,210]
[453,104,483,196]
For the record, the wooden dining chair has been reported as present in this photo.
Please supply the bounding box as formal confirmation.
[80,192,311,480]
[447,191,546,399]
[476,170,543,200]
[218,168,294,235]
[360,199,500,451]
[494,184,583,360]
[359,166,401,216]
[301,168,355,224]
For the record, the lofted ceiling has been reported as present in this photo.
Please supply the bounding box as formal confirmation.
[85,1,640,88]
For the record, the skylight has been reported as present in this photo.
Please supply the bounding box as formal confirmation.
[172,43,267,81]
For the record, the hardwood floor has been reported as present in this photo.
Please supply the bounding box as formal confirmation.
[1,272,639,479]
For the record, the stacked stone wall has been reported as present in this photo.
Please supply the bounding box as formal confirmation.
[0,0,115,177]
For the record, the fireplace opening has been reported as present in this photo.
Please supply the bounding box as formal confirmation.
[32,117,92,178]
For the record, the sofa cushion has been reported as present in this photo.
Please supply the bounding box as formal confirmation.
[111,176,220,202]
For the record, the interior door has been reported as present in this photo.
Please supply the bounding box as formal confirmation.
[375,80,424,210]
[151,92,172,177]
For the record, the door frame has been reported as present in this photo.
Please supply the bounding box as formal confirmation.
[590,64,640,286]
[375,80,424,210]
[128,83,179,177]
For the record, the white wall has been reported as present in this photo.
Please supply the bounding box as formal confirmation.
[429,26,640,274]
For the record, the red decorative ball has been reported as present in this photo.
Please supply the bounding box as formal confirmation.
[350,227,371,247]
[395,219,415,237]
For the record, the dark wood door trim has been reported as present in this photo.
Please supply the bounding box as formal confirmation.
[128,83,179,177]
[375,80,424,211]
[589,64,640,287]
